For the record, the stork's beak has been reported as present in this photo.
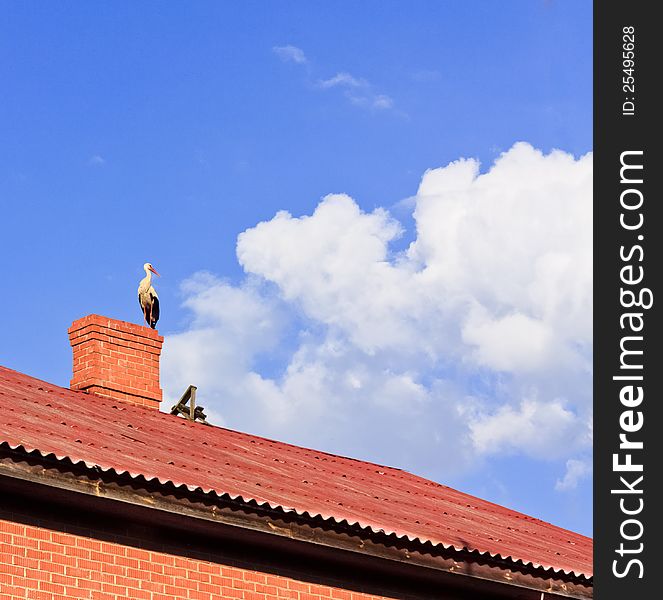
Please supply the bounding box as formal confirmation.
[150,266,161,277]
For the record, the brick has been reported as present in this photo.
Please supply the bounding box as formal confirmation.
[187,591,216,600]
[64,566,90,578]
[27,591,55,600]
[189,570,211,584]
[330,591,353,600]
[244,571,267,584]
[74,538,101,551]
[0,543,23,558]
[100,583,128,595]
[64,545,90,559]
[0,522,25,536]
[209,574,233,587]
[138,559,163,574]
[138,578,164,592]
[39,560,65,574]
[37,540,62,553]
[173,577,198,591]
[13,535,39,549]
[125,548,151,561]
[24,568,48,581]
[50,574,77,587]
[125,589,151,600]
[205,581,226,593]
[115,556,140,569]
[65,586,96,598]
[11,555,38,569]
[287,580,311,593]
[51,532,72,545]
[90,551,108,563]
[257,584,280,595]
[97,562,123,576]
[164,584,185,597]
[77,577,102,591]
[150,552,175,567]
[26,549,49,561]
[77,558,101,572]
[37,581,65,594]
[148,572,173,585]
[89,570,115,584]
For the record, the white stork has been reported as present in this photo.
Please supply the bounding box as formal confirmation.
[138,263,160,329]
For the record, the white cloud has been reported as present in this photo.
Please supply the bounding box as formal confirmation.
[272,45,308,64]
[318,72,367,89]
[237,195,421,354]
[372,94,394,110]
[88,155,105,166]
[345,92,396,112]
[555,459,592,491]
[162,142,592,485]
[317,72,396,112]
[272,46,397,113]
[163,278,281,383]
[469,398,584,459]
[462,309,559,373]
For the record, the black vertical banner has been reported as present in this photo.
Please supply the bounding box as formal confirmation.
[595,2,662,599]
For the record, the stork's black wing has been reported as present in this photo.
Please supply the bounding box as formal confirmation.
[150,293,160,328]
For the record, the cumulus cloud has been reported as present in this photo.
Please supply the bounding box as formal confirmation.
[555,459,592,491]
[469,398,584,459]
[162,142,592,485]
[272,45,308,64]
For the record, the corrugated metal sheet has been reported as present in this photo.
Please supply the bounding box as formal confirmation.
[0,365,592,578]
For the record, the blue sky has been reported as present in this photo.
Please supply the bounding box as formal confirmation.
[0,1,592,535]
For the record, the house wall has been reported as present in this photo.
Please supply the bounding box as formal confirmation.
[0,518,391,600]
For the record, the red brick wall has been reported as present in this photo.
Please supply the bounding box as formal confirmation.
[0,519,392,600]
[68,315,163,410]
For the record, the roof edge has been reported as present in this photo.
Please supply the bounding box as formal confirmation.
[0,441,593,594]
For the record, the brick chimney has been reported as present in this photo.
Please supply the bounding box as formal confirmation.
[68,314,164,409]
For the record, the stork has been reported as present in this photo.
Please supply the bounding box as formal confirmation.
[138,263,160,329]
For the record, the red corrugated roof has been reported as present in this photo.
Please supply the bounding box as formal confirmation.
[0,365,592,578]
